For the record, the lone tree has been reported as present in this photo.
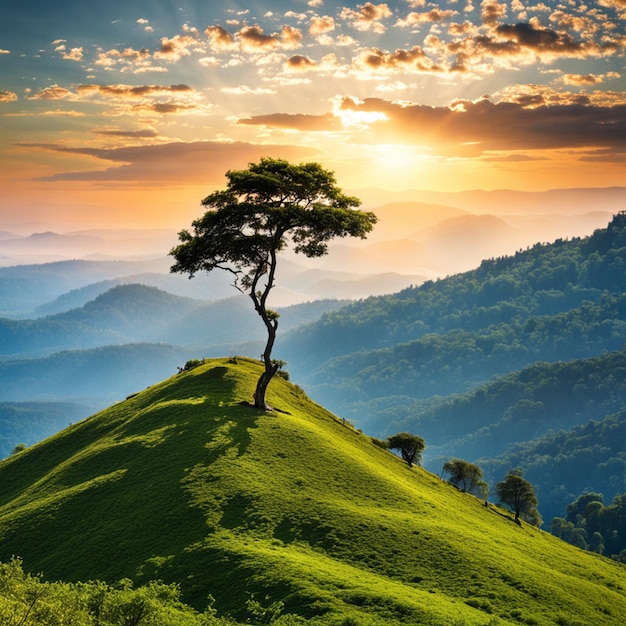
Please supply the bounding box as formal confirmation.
[494,469,541,526]
[386,432,425,468]
[170,157,377,409]
[442,459,488,498]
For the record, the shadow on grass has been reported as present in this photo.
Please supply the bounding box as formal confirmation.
[0,361,271,609]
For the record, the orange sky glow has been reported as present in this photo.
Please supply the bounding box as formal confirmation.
[1,0,625,230]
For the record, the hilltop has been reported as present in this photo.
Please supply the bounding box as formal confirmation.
[0,358,625,625]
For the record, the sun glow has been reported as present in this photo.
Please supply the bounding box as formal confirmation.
[332,97,389,129]
[372,143,430,169]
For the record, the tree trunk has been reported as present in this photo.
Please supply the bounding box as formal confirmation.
[253,359,279,409]
[253,312,279,409]
[251,248,280,409]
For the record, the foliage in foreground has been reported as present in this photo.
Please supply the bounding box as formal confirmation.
[0,557,222,626]
[0,557,314,626]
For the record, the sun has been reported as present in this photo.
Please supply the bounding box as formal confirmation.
[372,144,426,169]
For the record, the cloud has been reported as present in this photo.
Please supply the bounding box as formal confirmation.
[280,25,304,49]
[309,15,335,36]
[238,112,341,131]
[283,52,342,74]
[481,153,549,162]
[29,141,318,185]
[221,85,276,95]
[285,55,318,71]
[239,25,279,50]
[29,85,73,100]
[480,0,507,26]
[154,34,199,61]
[206,23,303,54]
[580,147,626,163]
[548,11,599,37]
[137,18,154,33]
[496,83,626,107]
[597,0,626,12]
[54,43,84,61]
[354,46,443,73]
[0,90,18,102]
[204,25,237,51]
[335,95,626,155]
[76,84,194,98]
[436,18,625,72]
[94,128,159,138]
[396,9,458,27]
[28,83,207,116]
[448,21,479,36]
[561,73,606,85]
[495,23,584,54]
[198,56,220,67]
[284,11,307,21]
[340,3,393,33]
[94,47,164,73]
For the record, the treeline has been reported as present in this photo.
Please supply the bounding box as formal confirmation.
[481,409,626,524]
[414,348,626,453]
[332,346,626,477]
[303,293,626,407]
[551,492,626,562]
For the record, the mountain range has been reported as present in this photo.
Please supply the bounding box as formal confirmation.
[1,198,625,528]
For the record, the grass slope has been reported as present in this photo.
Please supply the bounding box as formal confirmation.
[0,358,625,625]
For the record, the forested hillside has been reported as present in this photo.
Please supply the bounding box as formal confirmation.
[0,402,90,458]
[281,213,626,414]
[277,212,626,522]
[282,213,626,371]
[481,407,626,525]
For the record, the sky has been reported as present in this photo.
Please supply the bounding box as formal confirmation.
[1,0,625,230]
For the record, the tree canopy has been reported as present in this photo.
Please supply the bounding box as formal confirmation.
[386,432,425,468]
[550,492,626,560]
[442,459,487,498]
[495,469,541,526]
[170,157,377,408]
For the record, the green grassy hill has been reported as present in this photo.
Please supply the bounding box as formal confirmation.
[0,358,625,625]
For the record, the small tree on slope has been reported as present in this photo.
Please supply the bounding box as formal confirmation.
[170,157,377,409]
[387,432,425,468]
[495,469,541,526]
[442,459,488,498]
